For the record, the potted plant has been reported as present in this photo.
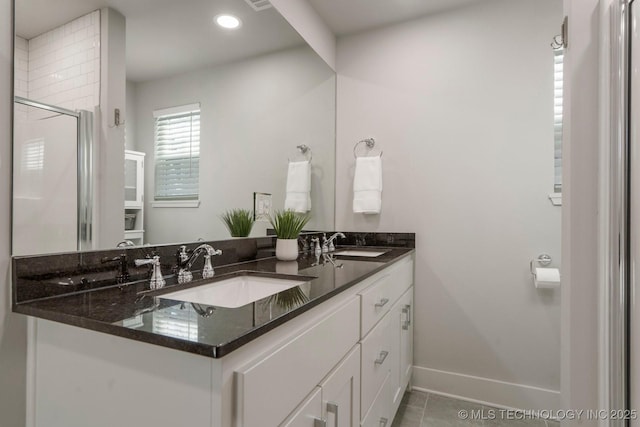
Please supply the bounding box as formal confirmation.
[269,210,310,261]
[220,209,255,237]
[268,286,309,311]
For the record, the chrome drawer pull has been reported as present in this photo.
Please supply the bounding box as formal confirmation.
[375,298,389,308]
[374,350,389,365]
[327,402,339,427]
[402,304,411,330]
[379,417,389,427]
[314,418,327,427]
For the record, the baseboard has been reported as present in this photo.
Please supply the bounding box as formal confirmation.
[412,366,560,411]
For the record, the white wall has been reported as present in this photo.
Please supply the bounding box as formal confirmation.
[1,0,27,423]
[95,8,126,249]
[125,80,137,151]
[132,45,336,243]
[335,0,562,409]
[269,0,336,70]
[561,0,600,421]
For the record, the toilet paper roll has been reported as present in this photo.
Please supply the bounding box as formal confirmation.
[534,267,560,289]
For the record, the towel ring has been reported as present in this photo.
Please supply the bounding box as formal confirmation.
[354,138,383,158]
[289,144,312,162]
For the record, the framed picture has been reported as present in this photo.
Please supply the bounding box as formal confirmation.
[253,192,272,221]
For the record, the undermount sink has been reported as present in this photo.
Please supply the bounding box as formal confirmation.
[334,249,389,258]
[160,275,310,308]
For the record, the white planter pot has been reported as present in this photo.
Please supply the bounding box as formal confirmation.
[275,261,299,275]
[275,238,299,261]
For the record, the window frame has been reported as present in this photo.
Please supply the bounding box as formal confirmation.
[152,103,201,207]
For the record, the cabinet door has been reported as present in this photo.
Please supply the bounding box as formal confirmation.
[281,387,323,427]
[124,151,144,208]
[399,288,413,390]
[320,345,360,427]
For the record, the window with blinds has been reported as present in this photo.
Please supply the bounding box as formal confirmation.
[153,103,200,200]
[553,50,564,193]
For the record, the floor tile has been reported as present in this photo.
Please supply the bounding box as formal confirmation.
[392,404,424,426]
[421,394,484,426]
[392,391,554,427]
[481,407,546,427]
[484,417,546,427]
[401,391,428,409]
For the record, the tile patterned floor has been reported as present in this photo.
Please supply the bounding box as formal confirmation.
[391,391,561,427]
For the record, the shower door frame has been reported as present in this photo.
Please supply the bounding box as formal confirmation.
[13,96,94,252]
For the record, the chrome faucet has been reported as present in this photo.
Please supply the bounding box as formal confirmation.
[311,237,321,256]
[176,244,222,284]
[101,254,130,284]
[326,232,346,252]
[323,253,344,269]
[134,256,165,290]
[321,233,329,253]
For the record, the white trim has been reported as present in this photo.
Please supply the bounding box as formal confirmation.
[153,103,200,118]
[548,192,563,206]
[26,318,38,427]
[151,200,200,208]
[412,366,561,412]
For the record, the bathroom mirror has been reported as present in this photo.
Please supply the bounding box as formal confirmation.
[12,0,336,255]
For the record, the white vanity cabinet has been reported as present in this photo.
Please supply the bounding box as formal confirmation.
[357,256,414,425]
[281,345,361,427]
[26,254,414,427]
[281,387,324,427]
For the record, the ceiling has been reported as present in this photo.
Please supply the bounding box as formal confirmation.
[15,0,305,82]
[14,0,486,81]
[307,0,483,36]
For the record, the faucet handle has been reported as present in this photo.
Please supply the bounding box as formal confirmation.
[322,233,329,253]
[177,245,189,264]
[134,256,165,290]
[202,247,222,279]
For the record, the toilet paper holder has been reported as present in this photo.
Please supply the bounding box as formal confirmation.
[530,254,552,276]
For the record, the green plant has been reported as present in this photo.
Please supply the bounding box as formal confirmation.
[269,210,310,239]
[268,287,309,311]
[220,209,255,237]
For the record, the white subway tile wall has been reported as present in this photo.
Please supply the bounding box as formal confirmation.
[14,36,28,98]
[14,36,29,122]
[27,10,100,111]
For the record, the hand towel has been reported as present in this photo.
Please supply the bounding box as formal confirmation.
[353,156,382,214]
[284,160,311,212]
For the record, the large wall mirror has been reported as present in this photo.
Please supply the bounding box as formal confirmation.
[12,0,336,256]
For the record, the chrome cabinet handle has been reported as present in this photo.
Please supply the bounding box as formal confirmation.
[402,304,411,330]
[327,402,339,427]
[374,350,389,365]
[375,298,389,308]
[379,417,388,427]
[314,418,327,427]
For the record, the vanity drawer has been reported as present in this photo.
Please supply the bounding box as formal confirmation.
[361,371,393,427]
[360,256,413,338]
[236,297,360,427]
[360,309,395,418]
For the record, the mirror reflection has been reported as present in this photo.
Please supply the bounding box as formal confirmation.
[12,0,336,256]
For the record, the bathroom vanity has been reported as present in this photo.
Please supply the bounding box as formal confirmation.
[12,236,414,427]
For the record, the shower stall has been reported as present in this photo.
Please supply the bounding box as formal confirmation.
[12,97,93,256]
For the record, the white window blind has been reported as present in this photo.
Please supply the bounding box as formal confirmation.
[154,103,200,200]
[554,50,564,193]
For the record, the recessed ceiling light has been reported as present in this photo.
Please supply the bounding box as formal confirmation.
[215,14,241,29]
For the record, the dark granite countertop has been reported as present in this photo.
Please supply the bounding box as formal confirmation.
[13,246,414,358]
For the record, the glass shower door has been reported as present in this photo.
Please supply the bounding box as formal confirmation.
[12,99,88,256]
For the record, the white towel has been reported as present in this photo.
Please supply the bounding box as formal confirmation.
[284,160,311,212]
[353,156,382,214]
